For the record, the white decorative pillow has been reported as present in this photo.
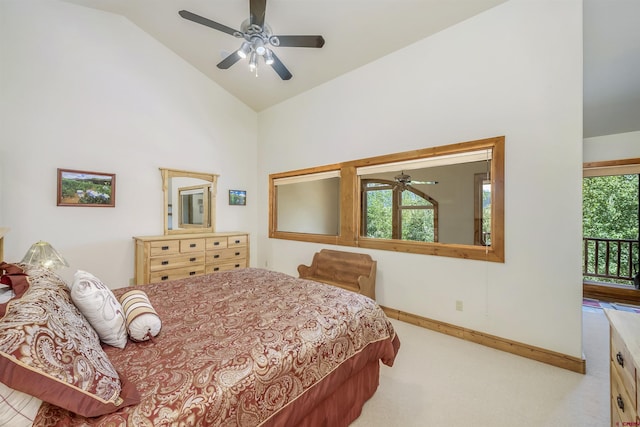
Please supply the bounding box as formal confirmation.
[70,270,127,348]
[119,289,162,342]
[0,383,42,427]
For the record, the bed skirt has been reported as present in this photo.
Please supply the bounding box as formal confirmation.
[264,334,400,426]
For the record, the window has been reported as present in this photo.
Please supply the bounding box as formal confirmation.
[583,159,640,286]
[269,136,504,262]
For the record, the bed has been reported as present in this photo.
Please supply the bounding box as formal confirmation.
[0,263,400,426]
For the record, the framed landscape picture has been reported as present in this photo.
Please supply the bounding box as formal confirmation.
[229,190,246,206]
[57,168,116,207]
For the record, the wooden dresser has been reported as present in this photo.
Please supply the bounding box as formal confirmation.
[605,309,640,426]
[133,232,249,285]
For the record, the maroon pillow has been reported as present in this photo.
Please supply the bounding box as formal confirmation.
[0,262,29,317]
[0,263,140,417]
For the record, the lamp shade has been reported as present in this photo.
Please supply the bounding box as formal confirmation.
[21,241,69,270]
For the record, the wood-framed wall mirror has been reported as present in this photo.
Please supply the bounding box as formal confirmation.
[269,136,504,262]
[160,168,219,235]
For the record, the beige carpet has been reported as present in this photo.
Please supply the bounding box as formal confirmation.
[352,309,609,426]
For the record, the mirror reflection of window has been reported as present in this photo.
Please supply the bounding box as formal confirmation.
[178,185,209,227]
[173,183,210,229]
[474,174,492,246]
[274,172,340,235]
[357,149,492,246]
[361,180,438,242]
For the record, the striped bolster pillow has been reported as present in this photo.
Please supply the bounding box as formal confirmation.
[119,290,161,342]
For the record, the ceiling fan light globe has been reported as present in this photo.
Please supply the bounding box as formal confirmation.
[264,49,274,65]
[249,51,258,71]
[253,38,266,56]
[237,41,251,58]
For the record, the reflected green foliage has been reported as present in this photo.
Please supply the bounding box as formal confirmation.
[365,189,392,239]
[482,184,491,245]
[401,209,435,242]
[401,191,430,206]
[365,187,435,241]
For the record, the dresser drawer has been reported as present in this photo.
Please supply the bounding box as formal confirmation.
[228,235,247,247]
[611,360,638,423]
[206,248,247,264]
[611,327,637,406]
[180,238,205,253]
[150,265,205,283]
[150,240,180,256]
[149,253,205,272]
[205,237,228,250]
[206,262,245,273]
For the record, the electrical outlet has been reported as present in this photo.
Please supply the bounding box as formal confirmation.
[456,300,463,311]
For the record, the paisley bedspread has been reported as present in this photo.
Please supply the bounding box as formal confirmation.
[34,268,399,426]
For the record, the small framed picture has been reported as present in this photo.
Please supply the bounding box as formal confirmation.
[229,190,246,206]
[57,168,116,207]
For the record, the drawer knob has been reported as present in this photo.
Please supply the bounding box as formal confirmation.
[235,240,240,244]
[616,352,624,367]
[162,246,169,250]
[617,394,625,412]
[235,264,240,268]
[214,267,219,271]
[189,271,196,276]
[161,261,169,265]
[235,252,240,256]
[190,257,196,262]
[214,254,220,259]
[161,275,168,281]
[214,242,220,246]
[190,243,196,248]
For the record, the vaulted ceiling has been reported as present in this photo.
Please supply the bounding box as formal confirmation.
[62,0,640,138]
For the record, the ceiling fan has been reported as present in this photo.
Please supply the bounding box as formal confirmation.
[394,171,438,189]
[179,0,325,80]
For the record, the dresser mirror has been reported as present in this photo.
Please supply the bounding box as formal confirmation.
[160,168,219,235]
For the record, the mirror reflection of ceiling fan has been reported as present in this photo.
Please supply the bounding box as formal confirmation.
[394,171,438,188]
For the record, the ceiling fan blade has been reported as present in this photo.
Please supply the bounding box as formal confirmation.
[217,52,242,69]
[412,180,439,185]
[274,35,325,48]
[250,0,267,28]
[270,52,292,80]
[179,10,240,37]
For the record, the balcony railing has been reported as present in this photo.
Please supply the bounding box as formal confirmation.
[583,237,640,286]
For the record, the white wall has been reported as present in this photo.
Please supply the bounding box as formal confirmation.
[0,0,258,288]
[583,131,640,163]
[0,0,585,360]
[258,0,584,357]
